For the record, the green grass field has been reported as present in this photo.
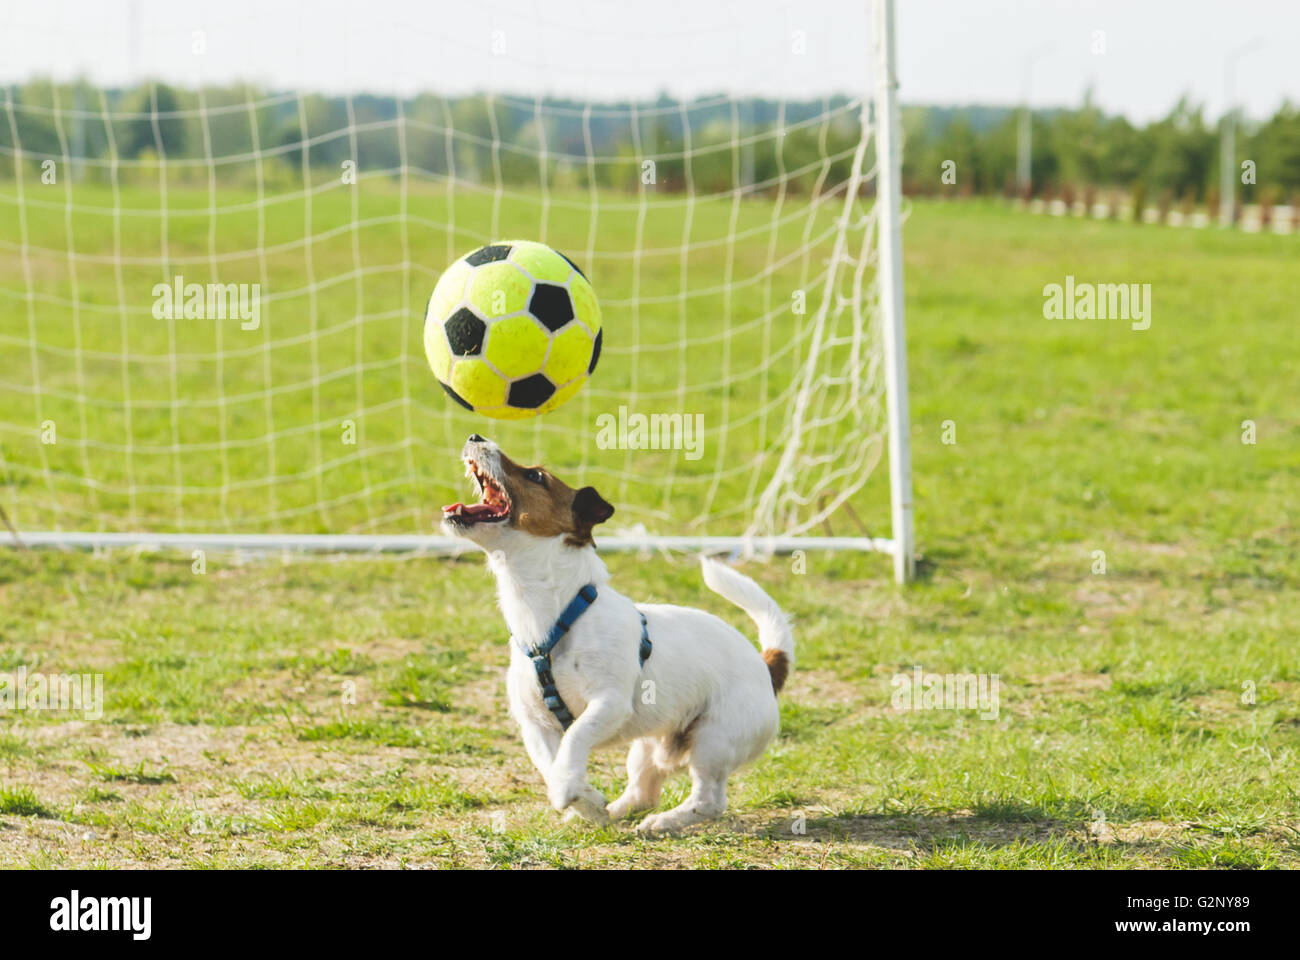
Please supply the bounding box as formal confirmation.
[1,188,1297,868]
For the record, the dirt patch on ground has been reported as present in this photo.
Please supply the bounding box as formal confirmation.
[1025,671,1114,696]
[785,669,880,711]
[1073,585,1148,620]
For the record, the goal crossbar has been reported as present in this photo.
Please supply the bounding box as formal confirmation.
[7,531,895,557]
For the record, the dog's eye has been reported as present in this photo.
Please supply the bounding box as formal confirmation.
[524,469,546,486]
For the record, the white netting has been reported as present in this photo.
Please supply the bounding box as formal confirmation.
[0,3,889,542]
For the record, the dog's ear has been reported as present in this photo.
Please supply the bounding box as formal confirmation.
[571,486,614,538]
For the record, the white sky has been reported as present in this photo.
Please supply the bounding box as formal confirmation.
[0,0,1295,122]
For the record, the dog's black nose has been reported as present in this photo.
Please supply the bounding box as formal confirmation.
[468,433,485,443]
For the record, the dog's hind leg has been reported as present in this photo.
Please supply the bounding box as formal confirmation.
[635,763,728,835]
[635,726,731,835]
[606,737,668,820]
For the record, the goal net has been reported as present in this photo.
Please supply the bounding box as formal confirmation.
[0,1,912,574]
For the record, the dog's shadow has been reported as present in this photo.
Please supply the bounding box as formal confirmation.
[730,801,1137,856]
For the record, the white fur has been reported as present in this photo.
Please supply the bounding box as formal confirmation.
[444,441,794,834]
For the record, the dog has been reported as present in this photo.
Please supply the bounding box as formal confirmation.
[441,434,794,833]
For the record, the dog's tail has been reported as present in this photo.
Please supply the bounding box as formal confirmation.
[700,556,794,694]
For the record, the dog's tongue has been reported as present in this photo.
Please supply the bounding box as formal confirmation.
[442,501,495,516]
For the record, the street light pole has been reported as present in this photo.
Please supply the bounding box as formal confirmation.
[1016,104,1031,193]
[1016,45,1054,196]
[1220,39,1263,228]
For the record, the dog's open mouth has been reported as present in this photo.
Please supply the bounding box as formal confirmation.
[443,457,511,525]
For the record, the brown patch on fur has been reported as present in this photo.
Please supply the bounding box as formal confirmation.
[665,713,702,765]
[496,453,577,538]
[493,450,613,546]
[762,649,789,694]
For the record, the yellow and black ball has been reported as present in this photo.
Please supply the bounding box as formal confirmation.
[424,240,602,419]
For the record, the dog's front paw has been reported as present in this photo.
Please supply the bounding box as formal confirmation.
[547,777,579,811]
[567,794,610,826]
[549,779,609,825]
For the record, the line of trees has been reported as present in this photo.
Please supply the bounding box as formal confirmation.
[903,91,1300,209]
[0,81,863,195]
[2,80,1299,205]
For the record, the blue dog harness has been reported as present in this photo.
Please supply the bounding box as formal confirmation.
[513,584,651,731]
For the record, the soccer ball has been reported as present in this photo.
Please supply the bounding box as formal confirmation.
[424,240,602,419]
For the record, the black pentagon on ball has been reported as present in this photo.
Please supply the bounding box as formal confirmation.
[588,328,602,375]
[445,307,486,355]
[508,373,556,409]
[529,283,574,332]
[440,380,475,411]
[465,244,512,267]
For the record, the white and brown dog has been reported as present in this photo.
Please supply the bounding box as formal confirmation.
[442,434,794,834]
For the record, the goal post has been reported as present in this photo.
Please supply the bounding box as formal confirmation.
[874,0,917,583]
[0,1,915,581]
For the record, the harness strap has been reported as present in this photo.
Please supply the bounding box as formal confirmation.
[513,585,652,731]
[638,611,651,667]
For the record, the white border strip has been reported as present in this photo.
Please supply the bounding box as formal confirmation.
[9,532,893,556]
